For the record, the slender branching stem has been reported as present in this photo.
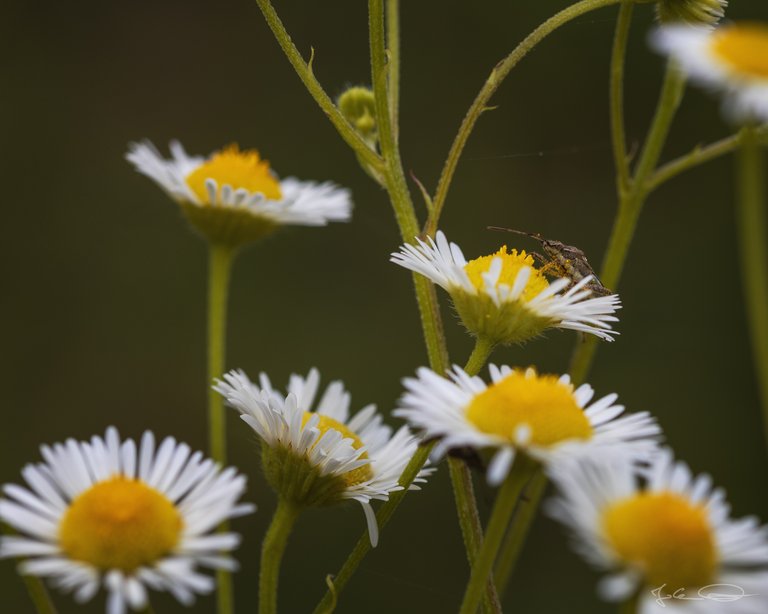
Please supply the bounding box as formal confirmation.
[500,56,687,590]
[570,61,685,384]
[647,125,768,192]
[312,3,457,611]
[253,0,384,172]
[426,0,623,236]
[386,0,400,142]
[610,1,634,195]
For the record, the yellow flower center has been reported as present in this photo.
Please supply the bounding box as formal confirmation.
[185,144,283,203]
[302,413,373,486]
[59,477,182,572]
[463,247,549,301]
[602,492,717,589]
[712,23,768,79]
[465,371,592,446]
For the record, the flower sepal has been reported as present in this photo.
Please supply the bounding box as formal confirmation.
[452,289,555,346]
[261,443,367,508]
[179,200,278,247]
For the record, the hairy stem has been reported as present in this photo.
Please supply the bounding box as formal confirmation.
[259,499,301,614]
[254,0,384,172]
[610,1,634,194]
[386,0,400,142]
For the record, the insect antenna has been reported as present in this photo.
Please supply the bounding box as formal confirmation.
[486,226,544,241]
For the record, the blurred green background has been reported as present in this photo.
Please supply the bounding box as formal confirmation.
[3,1,768,612]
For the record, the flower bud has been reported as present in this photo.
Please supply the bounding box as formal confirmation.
[338,86,378,145]
[656,0,727,27]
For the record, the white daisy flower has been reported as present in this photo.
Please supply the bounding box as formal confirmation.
[214,368,431,547]
[395,364,660,486]
[548,449,768,613]
[655,0,727,28]
[652,22,768,122]
[0,428,254,614]
[126,141,352,245]
[391,231,621,345]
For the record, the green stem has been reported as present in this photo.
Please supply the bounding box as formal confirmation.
[509,58,688,593]
[737,125,768,449]
[610,1,633,195]
[647,125,768,193]
[447,458,502,614]
[253,0,384,172]
[608,59,685,288]
[647,130,745,192]
[208,243,234,464]
[446,336,500,613]
[458,457,535,614]
[207,243,236,614]
[369,0,419,240]
[627,61,686,201]
[386,0,400,142]
[414,275,451,371]
[370,0,450,372]
[569,199,641,383]
[570,61,685,384]
[464,337,495,377]
[312,443,434,614]
[20,575,57,614]
[492,469,547,597]
[260,499,301,614]
[426,0,622,236]
[313,335,493,613]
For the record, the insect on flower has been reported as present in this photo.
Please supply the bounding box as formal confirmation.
[488,227,613,297]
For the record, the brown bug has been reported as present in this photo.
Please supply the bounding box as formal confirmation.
[487,227,613,297]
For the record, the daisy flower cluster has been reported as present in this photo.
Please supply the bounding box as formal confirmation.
[126,141,352,246]
[215,368,430,547]
[6,0,768,612]
[0,428,253,613]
